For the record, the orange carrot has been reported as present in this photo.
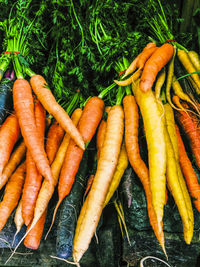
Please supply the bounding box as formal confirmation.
[0,140,26,190]
[175,106,200,169]
[175,125,200,211]
[30,75,85,150]
[140,43,174,92]
[123,94,166,254]
[0,162,26,231]
[46,121,65,164]
[49,97,104,231]
[22,100,46,226]
[13,79,53,184]
[137,46,158,70]
[83,174,94,199]
[0,113,20,175]
[24,210,47,250]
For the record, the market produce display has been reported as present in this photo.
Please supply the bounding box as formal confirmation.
[0,0,199,266]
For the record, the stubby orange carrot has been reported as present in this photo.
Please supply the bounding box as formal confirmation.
[13,79,53,184]
[140,43,174,92]
[30,75,85,150]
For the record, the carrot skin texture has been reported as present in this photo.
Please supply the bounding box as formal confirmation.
[140,43,174,92]
[46,121,65,164]
[123,94,165,252]
[13,79,53,184]
[0,162,26,231]
[73,105,124,263]
[24,210,47,250]
[0,140,26,190]
[176,125,200,212]
[137,46,158,70]
[30,75,85,150]
[14,199,24,235]
[31,109,82,228]
[22,100,46,226]
[0,113,20,175]
[132,82,166,233]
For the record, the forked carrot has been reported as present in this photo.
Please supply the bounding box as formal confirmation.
[48,97,104,234]
[46,121,65,164]
[140,43,174,92]
[13,79,53,184]
[73,105,124,263]
[30,75,85,150]
[0,113,20,175]
[22,100,46,226]
[176,125,200,212]
[123,93,166,254]
[0,162,26,231]
[137,46,158,70]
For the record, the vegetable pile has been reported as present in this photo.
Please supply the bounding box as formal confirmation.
[0,0,199,266]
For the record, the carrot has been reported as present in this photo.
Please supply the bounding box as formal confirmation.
[104,141,128,206]
[132,80,166,234]
[166,47,176,108]
[139,43,174,92]
[137,46,158,70]
[13,79,53,184]
[0,162,26,231]
[24,210,47,250]
[114,69,142,86]
[177,49,200,92]
[123,93,166,254]
[30,75,85,150]
[188,51,200,71]
[28,108,82,233]
[175,106,200,169]
[73,105,124,263]
[155,67,166,99]
[14,199,24,239]
[48,97,104,233]
[122,42,156,79]
[46,121,65,164]
[175,124,200,212]
[163,104,194,244]
[22,100,46,226]
[0,113,20,176]
[96,106,111,159]
[83,174,94,199]
[0,140,26,190]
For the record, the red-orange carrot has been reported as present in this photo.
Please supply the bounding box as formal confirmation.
[0,162,26,231]
[46,121,65,164]
[123,94,166,254]
[50,97,104,231]
[13,79,53,184]
[0,113,20,175]
[175,125,200,211]
[24,210,47,250]
[175,106,200,170]
[30,75,85,150]
[22,100,46,226]
[140,43,174,92]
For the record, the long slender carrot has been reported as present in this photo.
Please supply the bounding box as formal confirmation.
[114,69,142,86]
[30,75,85,150]
[48,97,104,234]
[22,100,46,226]
[140,43,174,92]
[175,106,200,169]
[0,140,26,190]
[24,210,47,250]
[176,124,200,211]
[73,105,124,263]
[0,162,26,231]
[0,113,20,175]
[46,121,65,164]
[155,67,166,99]
[28,109,83,233]
[188,51,200,71]
[132,80,166,234]
[14,199,24,238]
[123,93,166,254]
[13,79,53,184]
